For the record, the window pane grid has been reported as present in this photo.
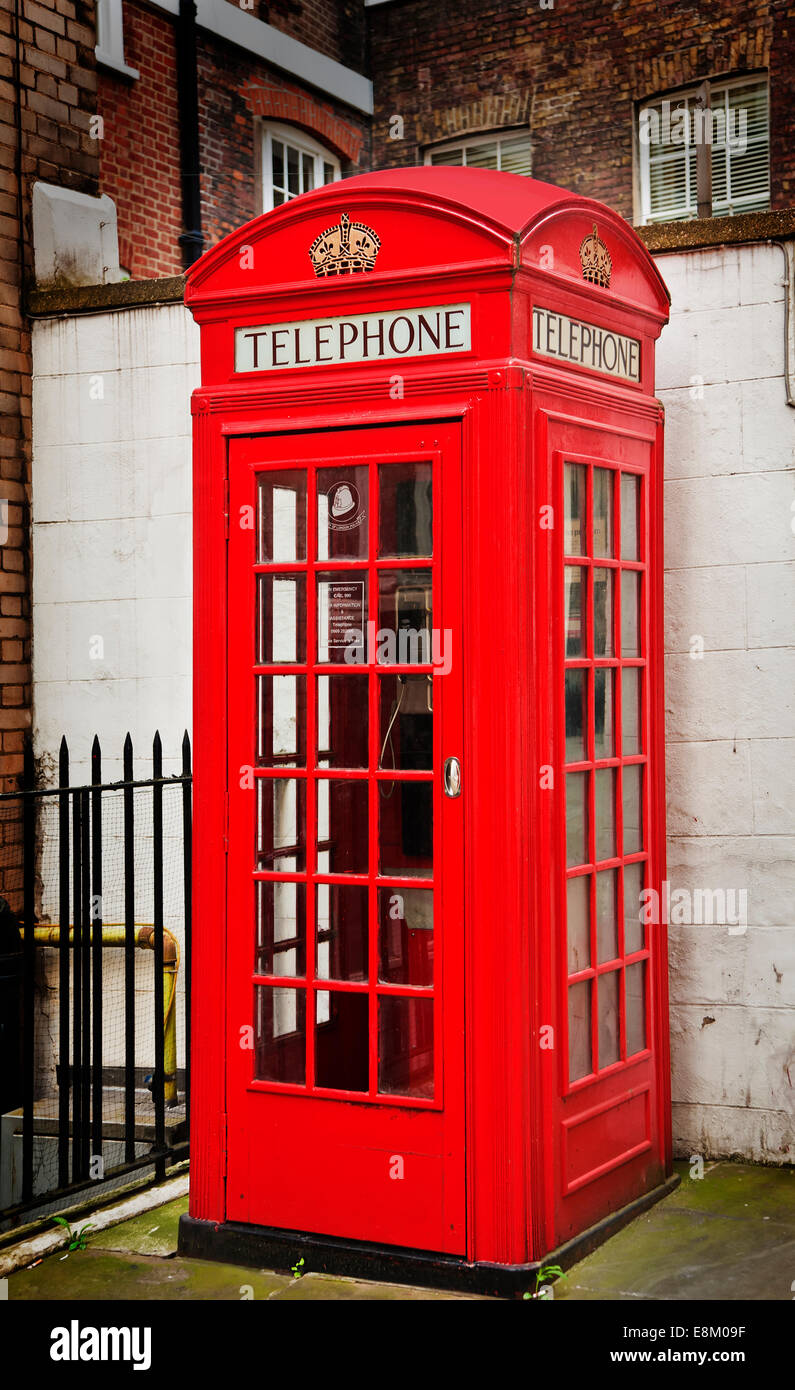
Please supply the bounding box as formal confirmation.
[428,132,532,176]
[640,77,769,223]
[266,131,340,210]
[563,460,651,1085]
[251,457,438,1103]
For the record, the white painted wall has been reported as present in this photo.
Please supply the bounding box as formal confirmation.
[29,241,795,1161]
[655,243,795,1163]
[31,304,198,1082]
[31,304,198,785]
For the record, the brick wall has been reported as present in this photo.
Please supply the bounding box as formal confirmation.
[0,0,98,906]
[98,2,183,279]
[198,31,370,250]
[234,0,366,75]
[95,5,370,278]
[367,0,795,219]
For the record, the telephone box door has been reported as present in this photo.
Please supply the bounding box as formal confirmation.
[226,421,466,1255]
[550,423,667,1247]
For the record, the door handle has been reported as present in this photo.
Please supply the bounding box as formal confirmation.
[443,756,462,798]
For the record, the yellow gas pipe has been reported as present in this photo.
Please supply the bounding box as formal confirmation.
[33,923,180,1106]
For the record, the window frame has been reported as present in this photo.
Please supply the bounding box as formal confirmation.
[95,0,139,80]
[636,72,769,225]
[260,121,341,214]
[422,128,533,175]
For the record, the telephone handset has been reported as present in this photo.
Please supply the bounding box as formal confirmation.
[395,583,432,650]
[379,673,433,798]
[379,580,434,803]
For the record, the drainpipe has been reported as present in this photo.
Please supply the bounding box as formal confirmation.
[779,241,795,408]
[34,924,180,1107]
[175,0,204,268]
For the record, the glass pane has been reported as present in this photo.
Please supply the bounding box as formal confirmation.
[430,146,463,165]
[568,980,592,1082]
[258,470,306,562]
[286,143,299,196]
[317,778,369,875]
[622,764,643,855]
[377,569,432,665]
[593,468,614,557]
[596,868,618,962]
[379,782,432,878]
[566,873,590,973]
[594,667,615,759]
[623,861,645,954]
[378,886,433,986]
[378,995,434,1098]
[315,990,369,1091]
[254,986,305,1083]
[257,675,306,767]
[499,134,532,176]
[595,768,616,862]
[465,140,497,168]
[598,970,620,1067]
[593,568,614,656]
[565,667,587,762]
[379,674,433,770]
[565,566,586,658]
[564,463,586,555]
[271,139,284,193]
[301,151,314,192]
[626,961,646,1056]
[316,883,368,982]
[256,880,306,977]
[621,570,640,656]
[322,161,336,184]
[649,150,688,220]
[621,666,641,755]
[621,474,640,560]
[566,770,588,867]
[317,572,367,664]
[256,777,306,871]
[257,574,306,664]
[317,674,368,768]
[379,462,433,558]
[317,466,368,560]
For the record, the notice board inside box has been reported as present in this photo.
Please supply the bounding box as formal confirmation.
[179,166,675,1297]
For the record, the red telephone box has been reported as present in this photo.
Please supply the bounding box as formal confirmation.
[179,167,675,1296]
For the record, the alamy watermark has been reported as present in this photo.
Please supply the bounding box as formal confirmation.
[342,620,452,673]
[639,100,748,153]
[640,880,748,935]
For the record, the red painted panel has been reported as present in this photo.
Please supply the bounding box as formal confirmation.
[564,1087,651,1194]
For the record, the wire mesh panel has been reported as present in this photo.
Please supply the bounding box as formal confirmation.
[0,732,191,1221]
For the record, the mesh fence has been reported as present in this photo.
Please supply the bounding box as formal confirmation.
[0,755,191,1216]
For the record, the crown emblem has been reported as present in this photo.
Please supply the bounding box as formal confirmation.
[309,212,381,277]
[579,224,612,289]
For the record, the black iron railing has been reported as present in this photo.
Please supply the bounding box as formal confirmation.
[0,731,192,1223]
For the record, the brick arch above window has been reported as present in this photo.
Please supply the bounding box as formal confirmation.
[416,91,532,148]
[244,79,365,164]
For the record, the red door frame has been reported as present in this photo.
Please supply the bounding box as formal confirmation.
[224,420,466,1255]
[529,395,670,1254]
